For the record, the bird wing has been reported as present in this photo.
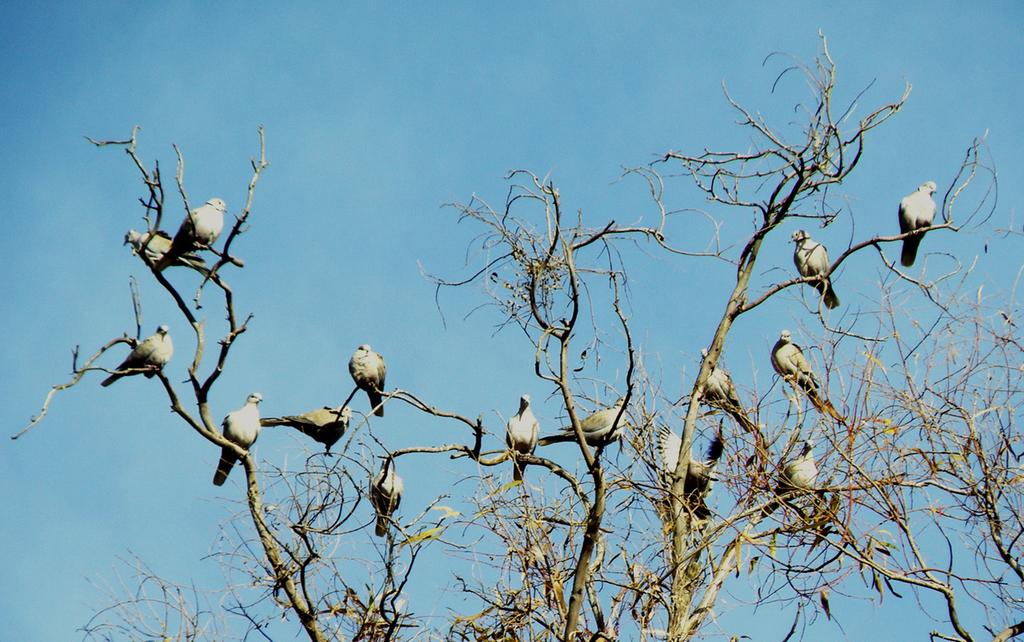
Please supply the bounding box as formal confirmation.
[807,241,830,274]
[771,340,789,377]
[774,343,797,377]
[898,197,912,234]
[120,335,159,368]
[658,426,681,472]
[298,407,343,427]
[786,343,812,377]
[375,353,387,388]
[582,407,615,438]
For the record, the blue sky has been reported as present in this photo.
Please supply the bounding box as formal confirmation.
[2,3,1021,640]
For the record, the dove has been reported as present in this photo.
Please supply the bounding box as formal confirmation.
[779,440,818,493]
[898,181,937,267]
[262,406,351,453]
[506,395,540,481]
[370,459,404,537]
[349,345,387,417]
[700,350,760,437]
[658,427,724,520]
[124,229,208,273]
[538,398,626,447]
[154,197,226,271]
[791,229,839,309]
[770,330,841,420]
[100,325,173,387]
[212,392,263,486]
[761,440,818,517]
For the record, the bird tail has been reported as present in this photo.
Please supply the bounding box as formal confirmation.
[179,252,208,271]
[100,373,122,387]
[811,279,840,309]
[368,390,384,417]
[823,399,843,422]
[901,237,921,267]
[759,496,802,520]
[757,488,807,520]
[809,394,843,422]
[212,450,237,486]
[375,515,389,537]
[537,434,572,447]
[259,417,290,427]
[823,282,840,309]
[724,405,758,436]
[706,433,725,463]
[513,457,525,482]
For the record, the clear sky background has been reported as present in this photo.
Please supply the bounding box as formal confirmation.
[1,3,1021,640]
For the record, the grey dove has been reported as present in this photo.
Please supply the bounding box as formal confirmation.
[791,229,839,309]
[124,229,208,273]
[155,197,226,271]
[349,345,386,417]
[770,330,841,421]
[101,325,173,387]
[701,349,760,437]
[370,459,404,537]
[658,426,724,520]
[506,394,540,481]
[262,406,351,453]
[779,440,818,493]
[538,398,625,447]
[898,181,937,267]
[212,392,263,486]
[762,440,818,517]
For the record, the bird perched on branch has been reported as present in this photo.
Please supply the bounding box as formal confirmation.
[658,426,725,520]
[898,181,937,267]
[780,440,818,493]
[506,394,540,481]
[349,345,386,417]
[154,197,226,271]
[770,330,841,421]
[261,405,351,453]
[700,349,759,437]
[762,440,819,517]
[538,398,626,447]
[212,392,263,486]
[124,228,208,274]
[791,229,839,309]
[100,325,173,387]
[370,459,404,537]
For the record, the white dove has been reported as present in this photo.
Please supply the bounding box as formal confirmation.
[506,394,540,481]
[212,392,263,486]
[155,197,226,271]
[100,325,173,387]
[898,181,937,267]
[791,229,839,309]
[370,460,404,537]
[349,345,387,417]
